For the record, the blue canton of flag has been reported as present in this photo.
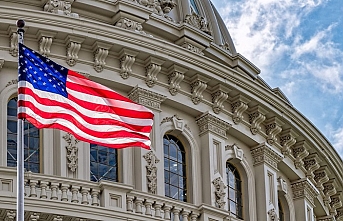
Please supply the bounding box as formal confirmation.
[19,43,68,98]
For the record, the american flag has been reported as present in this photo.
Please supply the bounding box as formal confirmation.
[18,43,154,149]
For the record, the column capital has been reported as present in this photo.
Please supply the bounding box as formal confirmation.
[196,112,231,139]
[250,143,283,170]
[291,178,319,207]
[128,86,167,111]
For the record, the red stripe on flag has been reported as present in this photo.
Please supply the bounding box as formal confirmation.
[19,113,150,149]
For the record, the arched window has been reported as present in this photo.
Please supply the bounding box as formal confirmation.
[164,134,187,202]
[227,162,243,219]
[90,144,118,182]
[279,199,284,221]
[190,0,199,14]
[7,97,40,173]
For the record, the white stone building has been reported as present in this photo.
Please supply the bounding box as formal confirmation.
[0,0,342,220]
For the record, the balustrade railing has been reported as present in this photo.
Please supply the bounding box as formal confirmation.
[0,167,232,221]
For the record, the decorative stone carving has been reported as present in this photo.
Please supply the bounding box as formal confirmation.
[314,167,329,192]
[143,151,159,194]
[323,180,336,207]
[190,74,210,105]
[211,84,230,114]
[291,141,309,169]
[28,212,40,221]
[212,177,226,209]
[277,177,287,194]
[4,210,15,221]
[250,143,283,170]
[248,105,267,135]
[115,18,148,35]
[303,153,321,180]
[52,215,63,221]
[265,117,283,145]
[291,178,319,207]
[330,194,342,215]
[279,129,297,157]
[160,114,187,133]
[336,209,343,220]
[39,36,53,57]
[267,208,278,221]
[44,0,79,17]
[220,42,231,53]
[9,32,18,57]
[0,59,4,71]
[5,79,18,88]
[225,143,243,161]
[230,94,250,125]
[92,42,111,72]
[63,132,79,172]
[145,57,164,87]
[65,36,84,66]
[196,112,231,139]
[128,86,166,111]
[181,42,204,55]
[317,216,336,221]
[167,65,187,96]
[119,48,138,79]
[184,12,211,35]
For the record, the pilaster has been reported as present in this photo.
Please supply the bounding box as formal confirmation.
[251,143,283,221]
[128,87,166,192]
[196,113,231,207]
[291,178,320,221]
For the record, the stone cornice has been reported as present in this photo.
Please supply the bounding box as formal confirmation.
[250,143,283,170]
[196,112,231,139]
[291,178,319,207]
[128,86,166,111]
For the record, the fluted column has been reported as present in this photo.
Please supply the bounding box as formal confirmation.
[251,143,283,221]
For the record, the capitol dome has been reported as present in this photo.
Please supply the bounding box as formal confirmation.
[0,0,342,221]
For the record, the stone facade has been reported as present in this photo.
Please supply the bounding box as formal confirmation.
[0,0,342,221]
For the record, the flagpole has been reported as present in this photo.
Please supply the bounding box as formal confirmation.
[16,19,25,221]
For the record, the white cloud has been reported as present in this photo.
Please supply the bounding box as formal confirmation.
[325,125,343,155]
[215,0,343,94]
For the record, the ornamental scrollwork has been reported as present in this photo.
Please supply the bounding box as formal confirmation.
[212,177,226,209]
[134,0,177,21]
[93,47,108,73]
[39,36,53,57]
[66,41,81,66]
[168,71,184,96]
[63,133,79,172]
[231,95,249,125]
[143,151,160,194]
[4,210,16,221]
[190,75,210,105]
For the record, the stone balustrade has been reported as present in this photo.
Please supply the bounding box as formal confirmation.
[0,167,230,220]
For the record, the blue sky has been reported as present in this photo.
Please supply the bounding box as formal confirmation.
[211,0,343,156]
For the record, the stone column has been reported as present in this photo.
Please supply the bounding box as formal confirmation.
[250,143,283,221]
[128,86,166,192]
[291,178,319,221]
[195,112,231,207]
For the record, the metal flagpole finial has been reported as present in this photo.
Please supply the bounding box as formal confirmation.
[16,19,25,28]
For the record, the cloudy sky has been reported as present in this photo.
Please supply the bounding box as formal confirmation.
[211,0,343,156]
